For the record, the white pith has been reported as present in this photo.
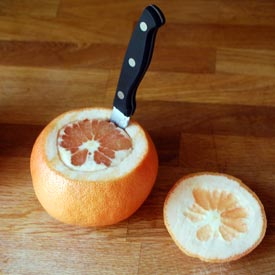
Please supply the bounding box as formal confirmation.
[45,109,148,181]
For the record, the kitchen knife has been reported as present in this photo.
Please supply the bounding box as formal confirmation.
[110,4,165,128]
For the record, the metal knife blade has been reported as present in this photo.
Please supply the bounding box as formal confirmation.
[110,106,130,129]
[110,4,165,128]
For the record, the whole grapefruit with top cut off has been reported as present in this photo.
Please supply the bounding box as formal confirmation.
[30,108,158,226]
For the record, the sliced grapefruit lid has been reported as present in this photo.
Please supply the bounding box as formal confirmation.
[164,172,267,262]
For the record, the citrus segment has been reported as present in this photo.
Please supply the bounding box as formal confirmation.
[30,108,158,227]
[164,172,266,262]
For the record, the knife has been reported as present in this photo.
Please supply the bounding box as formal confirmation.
[110,4,165,129]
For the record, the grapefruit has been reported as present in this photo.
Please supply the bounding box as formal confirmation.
[30,108,158,226]
[164,172,266,262]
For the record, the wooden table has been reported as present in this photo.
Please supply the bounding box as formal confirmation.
[1,1,275,274]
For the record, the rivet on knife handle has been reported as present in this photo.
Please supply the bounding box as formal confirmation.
[111,5,165,128]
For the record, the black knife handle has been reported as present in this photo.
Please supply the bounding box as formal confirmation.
[113,5,165,116]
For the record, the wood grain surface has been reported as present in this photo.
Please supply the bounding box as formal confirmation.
[1,1,275,274]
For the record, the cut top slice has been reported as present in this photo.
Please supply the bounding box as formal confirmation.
[164,173,267,262]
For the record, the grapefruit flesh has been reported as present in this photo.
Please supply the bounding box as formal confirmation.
[57,119,132,171]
